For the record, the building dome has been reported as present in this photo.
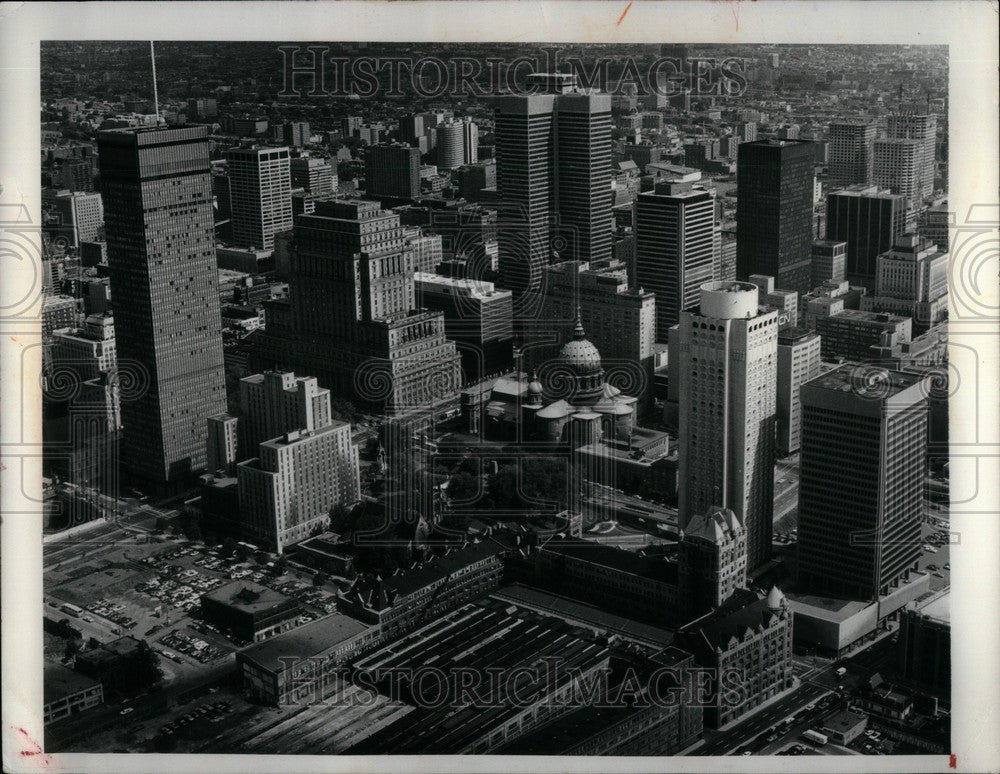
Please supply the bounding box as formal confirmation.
[766,585,786,610]
[527,373,544,394]
[558,314,603,376]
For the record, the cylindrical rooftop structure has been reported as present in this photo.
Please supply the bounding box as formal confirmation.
[699,281,760,319]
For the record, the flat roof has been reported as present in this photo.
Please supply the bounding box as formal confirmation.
[202,581,293,613]
[913,588,950,625]
[44,662,101,702]
[823,710,867,734]
[238,613,371,674]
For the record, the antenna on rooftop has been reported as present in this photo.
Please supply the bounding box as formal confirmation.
[150,41,161,124]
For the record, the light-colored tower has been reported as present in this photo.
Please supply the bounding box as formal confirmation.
[462,118,479,165]
[873,138,922,222]
[679,281,778,571]
[226,145,293,250]
[435,120,465,170]
[827,120,875,187]
[887,111,937,201]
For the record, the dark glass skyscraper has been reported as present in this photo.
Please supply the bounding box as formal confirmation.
[797,366,928,600]
[98,125,227,489]
[825,185,907,287]
[736,139,815,295]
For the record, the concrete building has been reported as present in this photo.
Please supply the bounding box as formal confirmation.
[42,188,103,247]
[918,199,951,252]
[201,581,301,643]
[44,664,103,725]
[678,506,748,619]
[678,282,778,571]
[250,200,462,415]
[414,272,514,382]
[811,240,847,288]
[886,111,937,201]
[814,309,912,362]
[366,143,421,200]
[281,121,311,148]
[736,139,815,294]
[237,421,360,553]
[50,313,116,381]
[861,234,948,333]
[776,327,821,457]
[827,121,876,187]
[238,371,333,459]
[226,145,293,250]
[435,120,465,170]
[749,274,798,329]
[289,156,336,197]
[897,589,950,697]
[797,366,928,600]
[636,187,715,339]
[826,185,907,287]
[873,138,923,221]
[206,413,239,475]
[98,125,226,489]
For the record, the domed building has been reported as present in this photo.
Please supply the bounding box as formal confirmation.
[467,313,638,446]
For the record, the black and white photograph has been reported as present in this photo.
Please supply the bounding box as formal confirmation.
[1,2,998,772]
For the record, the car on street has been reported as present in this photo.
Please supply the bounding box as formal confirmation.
[119,707,134,715]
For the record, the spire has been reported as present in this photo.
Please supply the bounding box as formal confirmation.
[573,306,586,339]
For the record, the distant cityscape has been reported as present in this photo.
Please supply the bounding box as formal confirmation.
[39,41,951,757]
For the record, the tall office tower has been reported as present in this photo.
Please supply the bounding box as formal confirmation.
[226,146,293,250]
[775,327,821,457]
[281,121,311,148]
[414,273,514,382]
[736,139,815,295]
[58,157,97,192]
[810,240,847,288]
[238,371,332,457]
[678,506,748,619]
[827,120,875,186]
[455,159,497,202]
[887,111,937,200]
[42,189,104,247]
[398,113,425,147]
[718,228,737,282]
[873,138,923,220]
[238,421,360,554]
[366,143,421,200]
[797,366,928,600]
[251,200,462,414]
[678,282,778,571]
[636,187,715,340]
[206,414,239,475]
[826,185,907,287]
[861,234,948,333]
[98,125,226,489]
[462,118,479,165]
[436,120,465,170]
[493,73,612,302]
[289,156,336,197]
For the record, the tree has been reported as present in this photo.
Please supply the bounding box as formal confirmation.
[312,571,328,587]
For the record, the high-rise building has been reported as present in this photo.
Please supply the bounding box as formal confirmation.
[887,111,937,201]
[226,145,293,250]
[636,187,715,340]
[810,240,847,288]
[861,234,948,332]
[797,366,928,599]
[289,156,336,197]
[827,121,875,186]
[918,200,952,252]
[736,139,815,294]
[775,327,821,457]
[238,371,333,457]
[238,423,360,554]
[250,200,462,414]
[42,189,104,247]
[873,138,923,219]
[815,309,912,361]
[366,143,421,200]
[678,282,778,571]
[825,185,907,287]
[414,273,514,382]
[749,274,798,330]
[435,120,465,170]
[98,125,226,489]
[462,119,479,165]
[206,414,239,475]
[493,74,612,302]
[281,121,311,148]
[398,113,425,148]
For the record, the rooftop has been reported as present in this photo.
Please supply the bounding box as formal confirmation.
[912,588,950,625]
[44,662,101,702]
[201,581,293,613]
[238,613,371,673]
[804,364,927,400]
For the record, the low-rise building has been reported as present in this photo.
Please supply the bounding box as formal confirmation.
[201,581,301,643]
[44,663,103,725]
[821,710,868,745]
